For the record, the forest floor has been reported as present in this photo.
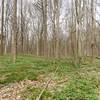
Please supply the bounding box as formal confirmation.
[0,55,100,100]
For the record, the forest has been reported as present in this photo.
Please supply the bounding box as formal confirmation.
[0,0,100,100]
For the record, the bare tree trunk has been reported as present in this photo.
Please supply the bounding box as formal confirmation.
[21,0,24,54]
[12,0,17,63]
[91,0,96,62]
[0,0,5,55]
[43,0,48,57]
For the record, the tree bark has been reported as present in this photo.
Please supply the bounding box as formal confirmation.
[12,0,17,63]
[0,0,5,55]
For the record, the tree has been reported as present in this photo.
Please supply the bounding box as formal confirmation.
[0,0,5,55]
[91,0,96,62]
[20,0,24,54]
[43,0,48,57]
[12,0,17,63]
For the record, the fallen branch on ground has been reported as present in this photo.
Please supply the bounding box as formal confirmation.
[57,78,68,84]
[36,79,52,100]
[36,61,59,100]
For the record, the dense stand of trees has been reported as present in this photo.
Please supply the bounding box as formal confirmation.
[0,0,100,63]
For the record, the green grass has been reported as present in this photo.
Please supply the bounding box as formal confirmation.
[0,55,100,100]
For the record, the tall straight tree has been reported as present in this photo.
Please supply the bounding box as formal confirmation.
[51,0,60,58]
[0,0,5,55]
[91,0,96,62]
[12,0,17,63]
[43,0,48,57]
[21,0,24,54]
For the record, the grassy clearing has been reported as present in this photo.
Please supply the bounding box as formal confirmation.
[0,55,100,100]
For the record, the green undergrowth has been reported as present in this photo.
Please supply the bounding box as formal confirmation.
[21,86,52,100]
[53,70,100,100]
[0,55,100,99]
[0,55,74,85]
